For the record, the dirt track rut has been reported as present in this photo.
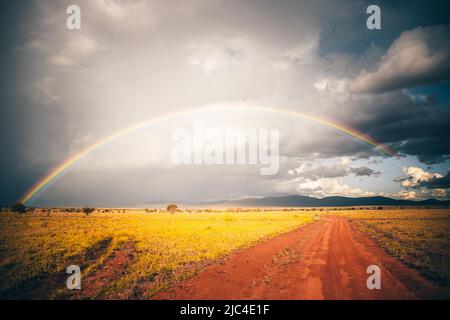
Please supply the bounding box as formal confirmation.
[155,217,440,300]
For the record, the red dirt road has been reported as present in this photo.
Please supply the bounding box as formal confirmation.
[155,217,442,300]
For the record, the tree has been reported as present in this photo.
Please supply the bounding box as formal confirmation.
[166,204,178,214]
[11,202,27,213]
[82,207,95,216]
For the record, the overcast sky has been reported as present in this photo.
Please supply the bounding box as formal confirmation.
[1,0,450,206]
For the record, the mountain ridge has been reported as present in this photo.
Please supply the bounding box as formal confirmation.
[210,195,450,207]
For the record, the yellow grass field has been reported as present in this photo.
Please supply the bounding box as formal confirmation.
[336,209,450,287]
[0,209,314,299]
[1,208,449,299]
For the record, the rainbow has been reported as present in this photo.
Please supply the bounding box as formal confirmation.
[19,106,397,204]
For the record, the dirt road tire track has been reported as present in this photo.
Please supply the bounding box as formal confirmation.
[154,216,443,300]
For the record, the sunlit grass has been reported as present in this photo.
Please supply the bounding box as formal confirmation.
[335,209,450,287]
[0,209,314,299]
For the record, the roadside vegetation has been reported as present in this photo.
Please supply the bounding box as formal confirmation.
[337,209,450,287]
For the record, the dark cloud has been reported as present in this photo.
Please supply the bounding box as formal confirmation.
[297,164,347,181]
[336,90,450,164]
[349,25,450,93]
[1,0,450,205]
[348,166,380,177]
[319,0,450,56]
[292,164,379,181]
[279,88,450,164]
[419,170,450,189]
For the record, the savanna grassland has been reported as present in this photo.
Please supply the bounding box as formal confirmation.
[0,209,314,299]
[1,208,449,300]
[336,208,450,287]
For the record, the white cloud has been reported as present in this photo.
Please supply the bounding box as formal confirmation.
[188,38,248,76]
[398,166,442,188]
[395,189,419,200]
[392,187,449,201]
[294,178,375,197]
[48,34,97,67]
[94,0,129,19]
[314,78,349,95]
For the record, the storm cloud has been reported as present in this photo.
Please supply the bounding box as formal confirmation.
[1,0,450,205]
[349,25,450,93]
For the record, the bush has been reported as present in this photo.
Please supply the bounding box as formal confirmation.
[166,204,178,214]
[82,207,95,216]
[11,202,27,213]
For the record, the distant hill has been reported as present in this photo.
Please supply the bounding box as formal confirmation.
[216,195,450,207]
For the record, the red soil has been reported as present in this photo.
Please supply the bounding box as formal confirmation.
[154,216,443,300]
[76,241,136,299]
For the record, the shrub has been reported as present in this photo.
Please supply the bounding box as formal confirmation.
[82,207,95,216]
[166,204,178,214]
[11,202,27,213]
